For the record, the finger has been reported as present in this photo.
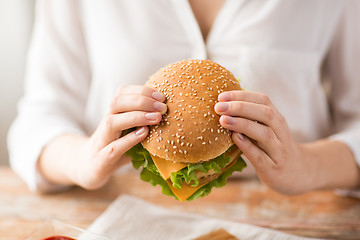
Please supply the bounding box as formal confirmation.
[115,85,166,102]
[99,111,162,144]
[232,132,275,170]
[96,126,149,179]
[215,101,283,133]
[220,115,281,155]
[110,94,167,115]
[218,90,274,107]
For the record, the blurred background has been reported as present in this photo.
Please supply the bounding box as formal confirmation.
[0,0,35,165]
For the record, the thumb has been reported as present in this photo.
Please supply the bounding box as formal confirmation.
[99,126,149,171]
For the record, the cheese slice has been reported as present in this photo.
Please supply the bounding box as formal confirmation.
[167,157,239,202]
[151,147,241,202]
[166,180,206,202]
[150,154,187,180]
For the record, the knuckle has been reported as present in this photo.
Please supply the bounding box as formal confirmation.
[115,86,126,96]
[250,148,267,167]
[110,96,119,112]
[271,160,283,172]
[104,114,114,129]
[141,86,151,96]
[240,118,251,131]
[127,111,143,125]
[136,96,148,108]
[264,128,274,143]
[129,112,140,123]
[105,144,118,161]
[234,101,241,113]
[278,114,287,125]
[257,153,267,165]
[265,106,275,122]
[261,94,271,105]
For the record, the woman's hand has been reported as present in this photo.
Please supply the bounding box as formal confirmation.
[39,85,167,190]
[214,90,308,194]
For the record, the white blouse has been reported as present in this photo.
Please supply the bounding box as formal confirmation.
[8,0,360,191]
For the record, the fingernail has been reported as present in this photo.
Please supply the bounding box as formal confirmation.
[152,91,165,102]
[135,127,146,136]
[236,132,245,141]
[219,92,231,101]
[215,102,229,113]
[153,101,167,114]
[145,112,159,121]
[224,116,235,125]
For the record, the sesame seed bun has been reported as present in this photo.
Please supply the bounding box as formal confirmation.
[142,59,241,163]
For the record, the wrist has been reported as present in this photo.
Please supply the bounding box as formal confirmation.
[63,134,90,187]
[38,134,88,187]
[299,140,360,191]
[297,143,324,192]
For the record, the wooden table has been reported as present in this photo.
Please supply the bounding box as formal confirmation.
[1,165,359,240]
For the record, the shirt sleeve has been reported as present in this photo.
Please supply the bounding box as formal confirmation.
[326,1,360,166]
[7,0,91,192]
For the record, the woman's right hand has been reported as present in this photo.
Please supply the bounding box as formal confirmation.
[39,85,167,190]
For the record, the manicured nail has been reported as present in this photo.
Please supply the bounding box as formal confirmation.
[153,101,167,114]
[224,116,235,125]
[215,102,229,113]
[152,91,165,102]
[219,92,231,101]
[145,112,159,121]
[135,127,146,136]
[236,133,245,141]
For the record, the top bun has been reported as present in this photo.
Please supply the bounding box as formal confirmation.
[142,59,241,163]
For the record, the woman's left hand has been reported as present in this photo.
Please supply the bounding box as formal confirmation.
[214,90,309,194]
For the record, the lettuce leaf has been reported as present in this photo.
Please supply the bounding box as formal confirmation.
[126,143,246,201]
[126,143,177,199]
[139,168,176,198]
[126,142,158,173]
[186,157,246,201]
[170,150,232,188]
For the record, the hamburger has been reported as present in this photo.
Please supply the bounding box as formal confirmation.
[127,59,246,201]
